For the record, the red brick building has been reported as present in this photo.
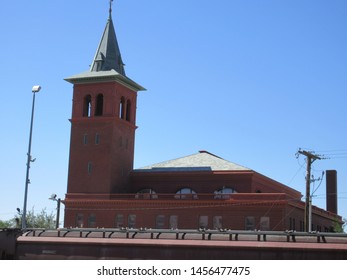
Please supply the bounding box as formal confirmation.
[63,5,341,231]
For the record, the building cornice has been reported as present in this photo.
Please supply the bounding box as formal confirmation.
[65,70,145,92]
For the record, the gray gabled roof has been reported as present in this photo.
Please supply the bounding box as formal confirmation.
[135,151,251,172]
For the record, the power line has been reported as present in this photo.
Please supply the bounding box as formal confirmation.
[316,149,347,153]
[287,159,306,186]
[315,149,347,159]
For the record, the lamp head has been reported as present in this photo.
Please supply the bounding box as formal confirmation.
[32,85,41,93]
[49,193,57,201]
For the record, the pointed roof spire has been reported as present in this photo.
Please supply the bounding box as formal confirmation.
[109,0,113,20]
[90,0,126,76]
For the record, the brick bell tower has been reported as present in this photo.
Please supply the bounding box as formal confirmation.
[64,2,145,225]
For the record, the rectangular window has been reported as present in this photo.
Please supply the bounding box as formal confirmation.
[213,216,223,229]
[199,216,208,229]
[115,214,124,228]
[155,215,165,229]
[83,134,88,145]
[128,214,136,228]
[169,215,178,229]
[260,217,270,231]
[95,133,100,145]
[88,214,96,228]
[76,213,84,228]
[245,216,255,230]
[87,162,92,174]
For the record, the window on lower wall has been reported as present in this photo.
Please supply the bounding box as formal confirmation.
[169,215,178,229]
[199,216,208,229]
[260,217,270,231]
[115,214,124,228]
[128,214,136,228]
[155,215,165,229]
[88,214,96,228]
[76,214,84,228]
[213,216,223,229]
[245,216,255,230]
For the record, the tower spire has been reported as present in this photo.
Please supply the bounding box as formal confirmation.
[90,0,125,75]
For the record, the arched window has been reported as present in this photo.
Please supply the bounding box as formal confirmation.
[126,100,131,121]
[214,187,237,199]
[95,94,103,116]
[175,188,198,199]
[135,188,157,199]
[83,95,92,117]
[119,97,125,119]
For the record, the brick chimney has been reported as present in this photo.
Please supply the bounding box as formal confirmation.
[326,170,338,214]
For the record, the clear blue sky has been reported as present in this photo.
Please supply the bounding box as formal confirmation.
[0,0,346,224]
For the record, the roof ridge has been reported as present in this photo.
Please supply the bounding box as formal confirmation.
[137,151,251,171]
[199,150,223,159]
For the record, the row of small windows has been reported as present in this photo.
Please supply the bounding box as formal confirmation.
[288,217,332,232]
[83,94,131,121]
[83,134,130,148]
[135,187,238,199]
[83,133,100,145]
[75,213,333,232]
[75,213,269,231]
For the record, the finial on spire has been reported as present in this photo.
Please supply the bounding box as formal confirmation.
[109,0,114,19]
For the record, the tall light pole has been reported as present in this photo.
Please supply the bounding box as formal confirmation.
[22,85,42,230]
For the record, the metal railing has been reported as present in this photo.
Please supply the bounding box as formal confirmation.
[22,228,347,244]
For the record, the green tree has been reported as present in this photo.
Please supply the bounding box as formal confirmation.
[0,220,12,228]
[333,218,347,233]
[13,208,56,229]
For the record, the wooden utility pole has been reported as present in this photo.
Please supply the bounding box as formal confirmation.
[297,149,321,232]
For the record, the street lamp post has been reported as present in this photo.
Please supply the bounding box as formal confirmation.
[22,85,41,230]
[49,194,61,229]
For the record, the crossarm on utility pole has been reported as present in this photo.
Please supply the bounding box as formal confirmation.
[297,149,322,232]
